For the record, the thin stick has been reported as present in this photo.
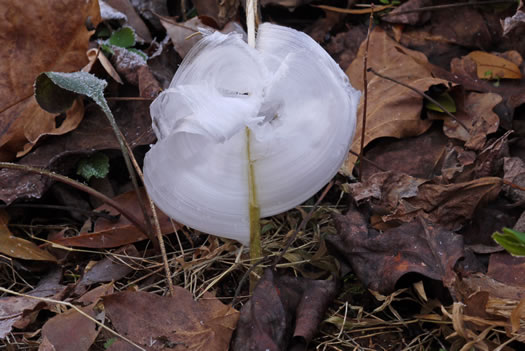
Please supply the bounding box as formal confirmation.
[0,162,147,235]
[358,6,374,181]
[348,149,386,172]
[384,0,516,16]
[503,179,525,192]
[0,286,145,351]
[367,68,469,131]
[125,145,175,297]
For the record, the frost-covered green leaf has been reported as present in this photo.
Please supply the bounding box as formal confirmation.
[77,152,110,181]
[34,74,78,113]
[128,48,148,60]
[35,71,111,117]
[492,227,525,256]
[108,26,135,48]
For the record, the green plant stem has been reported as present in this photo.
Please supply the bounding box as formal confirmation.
[246,127,262,291]
[96,99,156,247]
[0,162,148,236]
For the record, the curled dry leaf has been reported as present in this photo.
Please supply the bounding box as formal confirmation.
[232,269,338,351]
[328,208,464,294]
[455,273,525,334]
[428,90,502,151]
[74,245,140,295]
[382,0,432,26]
[103,289,239,351]
[0,0,100,160]
[0,210,57,262]
[501,0,525,36]
[159,16,214,59]
[0,269,66,338]
[41,283,114,351]
[192,0,239,28]
[50,189,179,248]
[344,27,449,175]
[348,171,502,230]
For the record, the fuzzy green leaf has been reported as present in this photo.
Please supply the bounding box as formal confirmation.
[77,152,110,181]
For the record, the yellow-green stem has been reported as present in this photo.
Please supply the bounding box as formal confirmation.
[246,127,262,291]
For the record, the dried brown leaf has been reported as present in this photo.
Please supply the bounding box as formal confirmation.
[382,0,432,26]
[503,156,525,203]
[0,269,66,338]
[192,0,239,28]
[0,210,56,262]
[386,177,502,230]
[0,0,100,160]
[41,283,113,351]
[344,27,448,175]
[50,189,179,248]
[232,269,337,351]
[362,126,451,180]
[468,51,522,80]
[328,209,464,294]
[103,289,239,351]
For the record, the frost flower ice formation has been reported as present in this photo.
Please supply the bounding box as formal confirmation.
[143,23,361,244]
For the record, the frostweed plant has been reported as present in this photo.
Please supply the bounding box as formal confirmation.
[143,22,360,245]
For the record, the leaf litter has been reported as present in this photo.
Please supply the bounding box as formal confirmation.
[2,1,525,350]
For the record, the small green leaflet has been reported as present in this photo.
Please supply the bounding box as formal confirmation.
[425,92,456,113]
[77,152,110,181]
[108,26,136,48]
[492,227,525,256]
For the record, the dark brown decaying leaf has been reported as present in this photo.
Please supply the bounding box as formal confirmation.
[192,0,239,28]
[74,245,140,295]
[0,101,155,204]
[159,16,214,59]
[0,0,100,160]
[398,4,501,68]
[382,0,432,26]
[347,171,501,230]
[344,27,448,175]
[488,252,525,288]
[324,24,368,70]
[360,126,449,180]
[501,0,525,36]
[50,189,179,248]
[503,156,525,203]
[0,210,57,262]
[232,269,338,351]
[429,91,502,151]
[103,289,239,351]
[41,283,113,351]
[327,208,464,294]
[455,273,525,331]
[0,269,66,338]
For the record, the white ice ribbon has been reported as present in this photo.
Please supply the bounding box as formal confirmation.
[144,23,360,244]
